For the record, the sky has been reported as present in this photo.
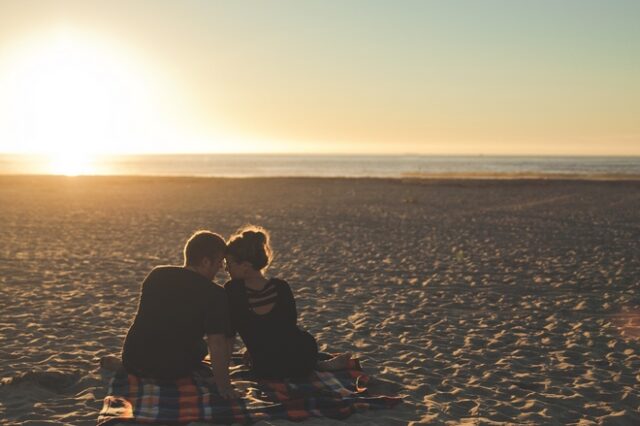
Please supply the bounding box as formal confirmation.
[0,0,639,155]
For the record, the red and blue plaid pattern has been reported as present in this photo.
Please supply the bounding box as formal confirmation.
[98,355,401,425]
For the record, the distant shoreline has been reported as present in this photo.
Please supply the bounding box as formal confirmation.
[2,154,638,178]
[400,172,640,181]
[1,173,640,181]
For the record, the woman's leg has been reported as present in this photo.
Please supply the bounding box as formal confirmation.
[100,354,124,372]
[291,331,353,372]
[257,331,319,379]
[316,353,352,371]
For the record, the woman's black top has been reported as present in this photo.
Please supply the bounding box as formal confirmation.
[224,278,318,378]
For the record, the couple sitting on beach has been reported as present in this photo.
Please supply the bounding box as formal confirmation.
[102,227,351,399]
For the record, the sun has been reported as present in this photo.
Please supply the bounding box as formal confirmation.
[48,152,95,176]
[0,28,183,164]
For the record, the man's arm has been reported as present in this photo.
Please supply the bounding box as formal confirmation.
[206,333,239,399]
[225,336,235,360]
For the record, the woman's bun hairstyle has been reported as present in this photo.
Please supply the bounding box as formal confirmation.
[227,225,272,271]
[242,230,267,245]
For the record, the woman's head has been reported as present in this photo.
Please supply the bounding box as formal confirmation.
[225,225,272,279]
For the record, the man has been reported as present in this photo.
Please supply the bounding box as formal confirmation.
[120,230,238,399]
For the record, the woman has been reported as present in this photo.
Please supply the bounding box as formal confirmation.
[224,226,351,379]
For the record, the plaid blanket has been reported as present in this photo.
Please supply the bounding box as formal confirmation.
[97,354,401,425]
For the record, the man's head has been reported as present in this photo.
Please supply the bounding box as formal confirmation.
[183,230,227,280]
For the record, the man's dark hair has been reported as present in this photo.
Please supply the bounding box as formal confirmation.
[183,230,226,267]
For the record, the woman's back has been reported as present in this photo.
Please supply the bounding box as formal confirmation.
[225,278,297,343]
[225,277,317,378]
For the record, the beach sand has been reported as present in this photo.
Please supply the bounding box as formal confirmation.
[0,176,639,425]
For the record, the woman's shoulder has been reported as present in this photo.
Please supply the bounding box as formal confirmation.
[269,278,292,292]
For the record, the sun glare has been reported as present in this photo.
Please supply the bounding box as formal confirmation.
[49,152,95,176]
[0,28,193,159]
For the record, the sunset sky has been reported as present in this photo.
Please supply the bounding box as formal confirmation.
[0,0,639,155]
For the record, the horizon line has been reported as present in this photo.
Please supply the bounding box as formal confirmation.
[1,152,639,158]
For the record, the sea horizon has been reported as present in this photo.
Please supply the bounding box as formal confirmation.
[1,153,639,178]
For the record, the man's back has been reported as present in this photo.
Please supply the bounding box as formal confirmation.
[121,266,229,379]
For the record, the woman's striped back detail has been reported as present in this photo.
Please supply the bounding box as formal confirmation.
[246,280,277,313]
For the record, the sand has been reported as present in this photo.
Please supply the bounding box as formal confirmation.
[0,175,639,425]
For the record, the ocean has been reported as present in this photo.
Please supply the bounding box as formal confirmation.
[0,154,639,178]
